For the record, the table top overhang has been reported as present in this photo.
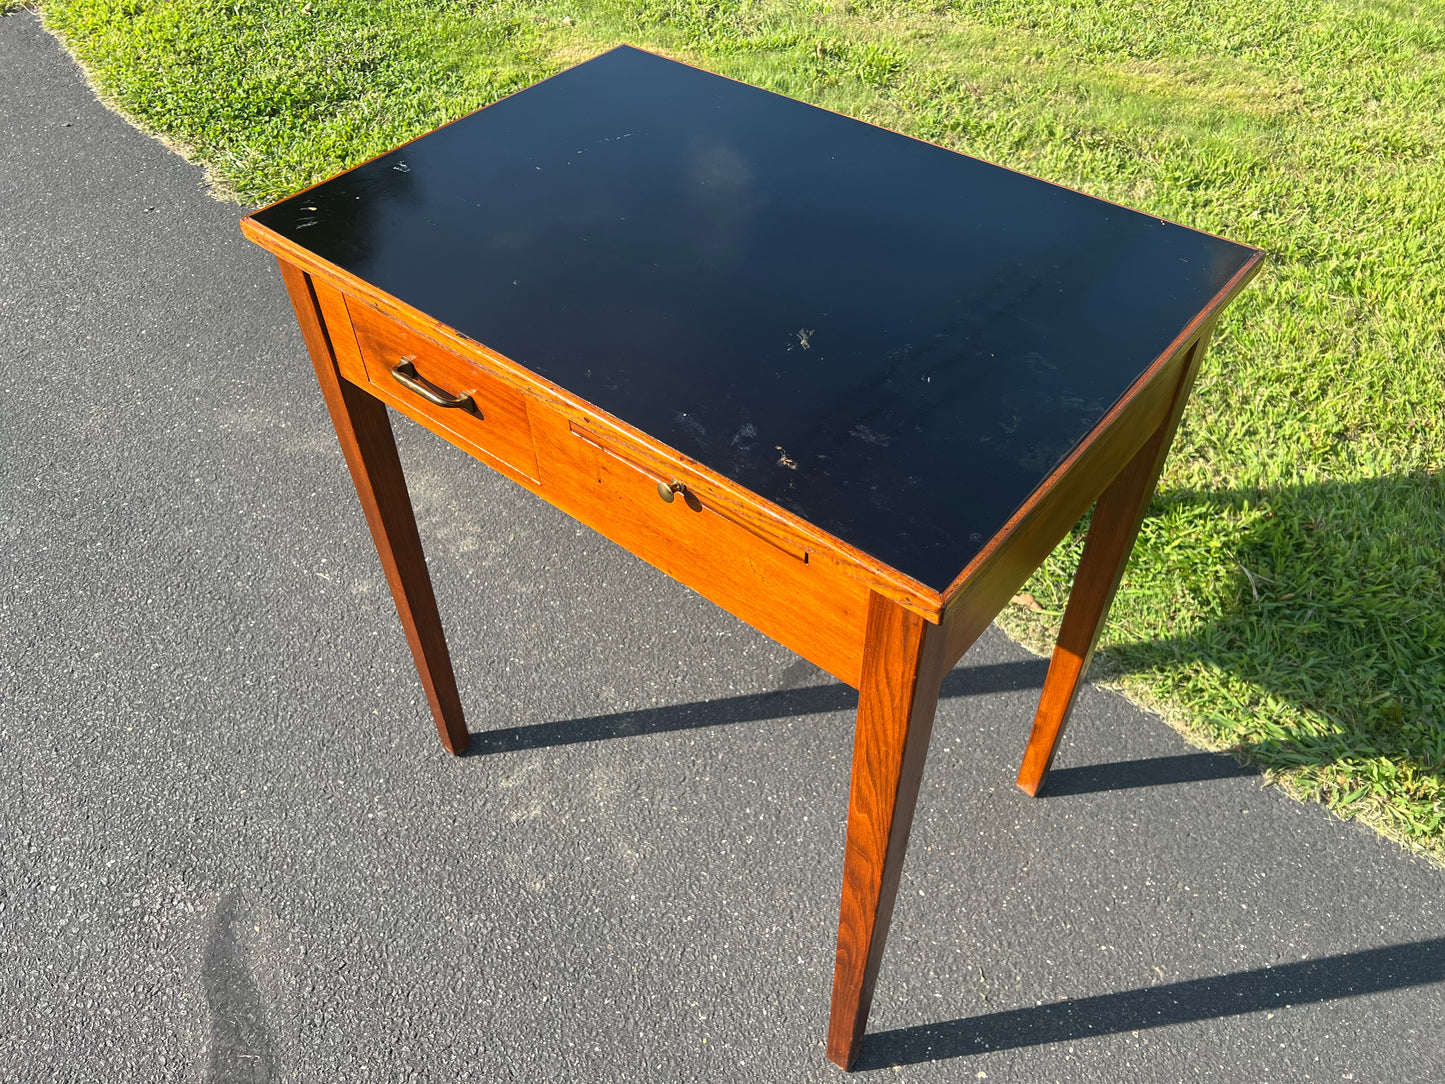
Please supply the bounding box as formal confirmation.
[246,45,1260,594]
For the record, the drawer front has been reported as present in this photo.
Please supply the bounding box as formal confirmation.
[536,416,869,686]
[346,298,539,482]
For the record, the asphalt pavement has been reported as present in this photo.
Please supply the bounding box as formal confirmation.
[1,11,1442,1083]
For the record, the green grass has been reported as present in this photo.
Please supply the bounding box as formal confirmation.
[34,0,1445,858]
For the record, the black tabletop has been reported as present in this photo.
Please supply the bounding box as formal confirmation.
[253,46,1256,591]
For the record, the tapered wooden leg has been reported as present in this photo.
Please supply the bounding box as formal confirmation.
[827,592,948,1070]
[1016,329,1216,795]
[279,260,470,755]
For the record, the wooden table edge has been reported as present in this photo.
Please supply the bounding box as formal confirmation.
[242,215,948,624]
[939,246,1266,609]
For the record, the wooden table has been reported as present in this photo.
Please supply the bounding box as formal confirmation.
[241,45,1261,1070]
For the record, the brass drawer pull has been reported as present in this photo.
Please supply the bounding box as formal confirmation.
[391,358,477,413]
[657,479,686,503]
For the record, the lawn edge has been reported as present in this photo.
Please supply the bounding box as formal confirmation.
[994,605,1445,871]
[33,6,246,202]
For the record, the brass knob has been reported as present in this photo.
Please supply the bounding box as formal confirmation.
[657,479,686,503]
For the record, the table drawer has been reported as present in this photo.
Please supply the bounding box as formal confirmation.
[539,418,869,686]
[346,298,539,482]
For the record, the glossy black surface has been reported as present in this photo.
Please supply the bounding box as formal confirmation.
[253,46,1256,590]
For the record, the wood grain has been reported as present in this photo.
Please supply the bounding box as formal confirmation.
[278,258,470,755]
[531,407,871,687]
[310,278,369,387]
[1015,324,1216,796]
[569,422,810,562]
[346,296,540,482]
[826,591,949,1069]
[291,273,876,688]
